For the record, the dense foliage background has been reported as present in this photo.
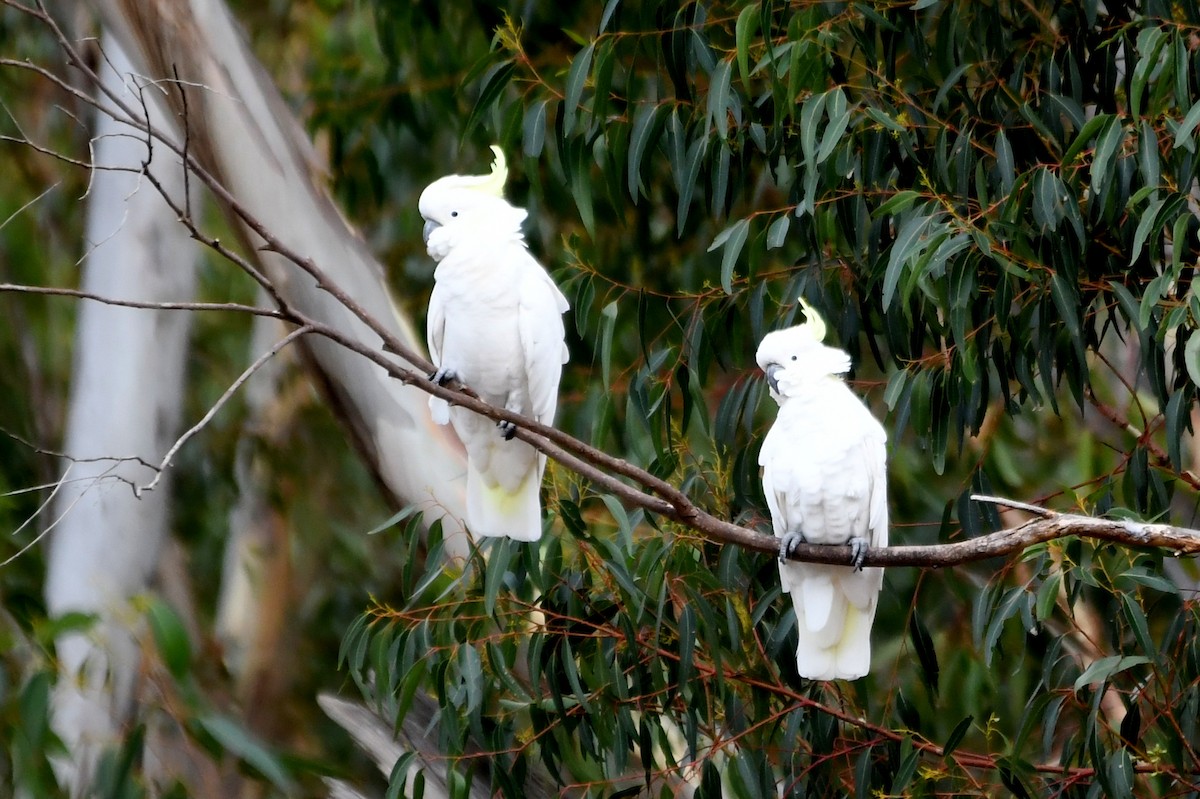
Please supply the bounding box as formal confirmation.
[3,0,1200,796]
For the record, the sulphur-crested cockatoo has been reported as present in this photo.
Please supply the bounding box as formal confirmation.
[419,147,569,542]
[756,300,887,680]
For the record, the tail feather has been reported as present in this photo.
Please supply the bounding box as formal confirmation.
[788,567,878,681]
[465,458,543,542]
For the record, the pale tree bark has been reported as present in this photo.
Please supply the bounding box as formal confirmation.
[87,0,471,556]
[215,308,297,724]
[43,33,196,795]
[52,0,468,791]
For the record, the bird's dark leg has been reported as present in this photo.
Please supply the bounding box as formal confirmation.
[497,394,521,440]
[847,537,869,571]
[778,531,806,564]
[429,366,458,386]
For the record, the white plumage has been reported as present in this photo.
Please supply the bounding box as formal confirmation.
[756,301,888,680]
[420,148,569,542]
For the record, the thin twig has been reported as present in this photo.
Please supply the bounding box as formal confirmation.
[136,324,314,495]
[969,494,1055,518]
[0,282,286,318]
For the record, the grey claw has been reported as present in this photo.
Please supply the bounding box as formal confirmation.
[430,367,457,386]
[848,537,868,571]
[778,531,805,564]
[498,420,517,440]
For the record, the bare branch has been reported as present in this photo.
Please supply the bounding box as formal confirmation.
[0,282,285,318]
[969,494,1055,518]
[136,324,315,496]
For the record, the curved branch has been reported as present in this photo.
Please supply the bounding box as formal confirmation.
[6,0,1200,572]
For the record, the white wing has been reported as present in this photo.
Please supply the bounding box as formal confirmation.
[862,418,888,549]
[517,256,568,426]
[426,285,450,425]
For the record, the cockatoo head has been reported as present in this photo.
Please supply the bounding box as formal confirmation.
[418,146,528,261]
[756,299,852,404]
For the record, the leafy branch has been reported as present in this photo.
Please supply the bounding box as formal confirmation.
[4,0,1200,572]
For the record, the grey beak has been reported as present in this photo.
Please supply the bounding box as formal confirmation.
[765,363,782,395]
[422,219,440,243]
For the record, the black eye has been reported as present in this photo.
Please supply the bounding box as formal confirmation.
[450,211,459,217]
[791,355,797,361]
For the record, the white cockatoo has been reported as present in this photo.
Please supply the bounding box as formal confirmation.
[419,147,569,542]
[756,300,888,681]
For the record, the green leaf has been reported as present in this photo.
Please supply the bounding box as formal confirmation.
[676,135,708,233]
[464,60,515,136]
[1032,167,1067,232]
[1166,385,1190,471]
[882,212,934,307]
[197,714,294,791]
[599,300,618,389]
[735,5,758,92]
[1138,120,1160,190]
[1035,571,1061,622]
[146,599,191,680]
[1049,272,1082,357]
[707,60,733,139]
[1185,332,1200,389]
[1119,593,1157,668]
[890,735,919,793]
[942,715,973,759]
[483,537,513,617]
[394,657,429,725]
[627,103,663,202]
[865,105,907,134]
[677,604,696,691]
[598,0,620,33]
[1172,98,1200,152]
[854,744,874,799]
[559,636,593,716]
[799,91,825,162]
[17,671,51,747]
[909,612,939,696]
[365,504,420,536]
[36,610,98,646]
[1062,112,1112,165]
[816,88,850,163]
[385,752,418,799]
[522,100,548,158]
[562,43,595,137]
[1090,115,1124,194]
[998,761,1035,799]
[600,494,633,552]
[1129,196,1164,265]
[1130,27,1165,118]
[995,129,1015,194]
[459,643,483,715]
[874,190,921,218]
[1073,655,1151,693]
[708,217,751,295]
[766,214,790,249]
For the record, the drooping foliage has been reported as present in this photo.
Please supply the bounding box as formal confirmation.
[2,0,1200,796]
[324,1,1200,796]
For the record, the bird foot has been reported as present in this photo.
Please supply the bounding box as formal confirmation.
[848,537,869,571]
[778,531,806,564]
[429,367,458,386]
[498,420,517,440]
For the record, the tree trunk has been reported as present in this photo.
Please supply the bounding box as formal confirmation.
[44,33,197,794]
[87,0,471,556]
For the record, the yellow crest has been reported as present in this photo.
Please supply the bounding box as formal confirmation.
[797,297,827,343]
[454,145,507,197]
